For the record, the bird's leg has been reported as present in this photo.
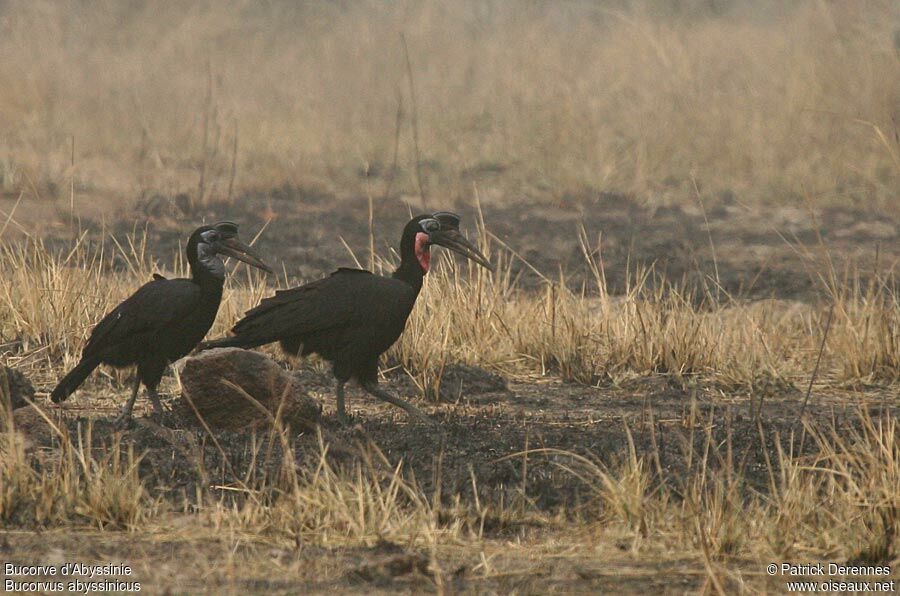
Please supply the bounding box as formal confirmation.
[114,376,142,430]
[335,379,349,424]
[147,385,165,417]
[360,380,433,424]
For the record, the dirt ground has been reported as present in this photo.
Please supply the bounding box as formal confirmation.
[7,185,897,299]
[6,372,898,594]
[5,374,898,594]
[0,524,777,594]
[2,187,898,593]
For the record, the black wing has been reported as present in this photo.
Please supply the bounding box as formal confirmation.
[83,278,202,358]
[230,268,415,344]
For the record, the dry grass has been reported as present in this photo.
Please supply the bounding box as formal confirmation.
[3,396,897,591]
[395,232,898,394]
[0,220,895,399]
[208,432,461,552]
[1,411,150,529]
[1,0,898,208]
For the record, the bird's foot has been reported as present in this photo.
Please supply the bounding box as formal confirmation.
[361,381,435,426]
[148,391,165,417]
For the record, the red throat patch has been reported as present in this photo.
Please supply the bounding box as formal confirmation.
[414,232,431,272]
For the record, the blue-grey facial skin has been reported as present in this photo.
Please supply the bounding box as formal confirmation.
[419,218,441,233]
[197,239,227,279]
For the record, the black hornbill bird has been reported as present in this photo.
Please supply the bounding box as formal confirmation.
[51,221,272,426]
[203,212,492,423]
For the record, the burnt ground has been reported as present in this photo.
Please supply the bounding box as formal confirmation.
[5,371,899,594]
[72,374,900,512]
[4,363,898,593]
[1,187,898,593]
[21,184,898,300]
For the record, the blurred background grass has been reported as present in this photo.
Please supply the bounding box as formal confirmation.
[1,0,897,209]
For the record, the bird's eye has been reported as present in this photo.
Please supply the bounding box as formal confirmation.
[203,230,220,243]
[421,219,440,232]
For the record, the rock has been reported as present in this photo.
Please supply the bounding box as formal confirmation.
[0,366,35,411]
[176,348,321,431]
[438,364,507,403]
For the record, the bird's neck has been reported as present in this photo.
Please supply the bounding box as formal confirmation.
[393,230,430,293]
[187,240,227,288]
[189,257,227,289]
[392,259,425,294]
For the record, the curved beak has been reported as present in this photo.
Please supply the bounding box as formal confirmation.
[429,229,493,272]
[218,237,273,273]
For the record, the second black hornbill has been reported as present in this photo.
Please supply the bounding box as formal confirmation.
[203,212,492,422]
[51,221,272,426]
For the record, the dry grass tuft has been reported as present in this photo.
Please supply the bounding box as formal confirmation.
[0,221,895,400]
[212,432,459,550]
[394,238,897,396]
[1,412,151,529]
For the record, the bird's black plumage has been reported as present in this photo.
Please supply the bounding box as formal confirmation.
[223,267,417,385]
[204,212,492,422]
[51,221,271,426]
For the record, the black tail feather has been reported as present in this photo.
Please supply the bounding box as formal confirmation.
[50,355,102,403]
